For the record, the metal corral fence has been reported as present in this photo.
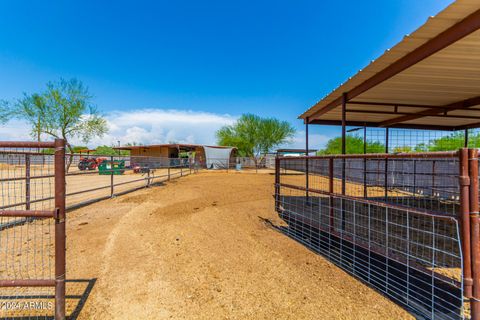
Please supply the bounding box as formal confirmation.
[0,140,66,319]
[274,149,480,320]
[0,140,196,319]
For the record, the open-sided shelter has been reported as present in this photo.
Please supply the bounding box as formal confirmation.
[275,2,480,320]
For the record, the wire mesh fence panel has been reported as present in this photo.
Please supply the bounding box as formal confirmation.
[275,154,466,320]
[341,126,476,154]
[0,142,63,320]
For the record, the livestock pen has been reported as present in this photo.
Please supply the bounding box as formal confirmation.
[0,140,196,319]
[275,2,480,319]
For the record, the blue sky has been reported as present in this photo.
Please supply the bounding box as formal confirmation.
[0,0,453,148]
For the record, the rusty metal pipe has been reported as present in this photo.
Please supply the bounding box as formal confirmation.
[0,141,55,148]
[0,279,56,287]
[278,150,458,161]
[469,148,480,319]
[25,154,31,210]
[329,158,334,232]
[54,139,66,320]
[460,148,473,298]
[275,157,280,212]
[0,210,55,218]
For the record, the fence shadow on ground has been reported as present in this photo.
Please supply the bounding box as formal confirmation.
[0,278,96,320]
[259,216,463,320]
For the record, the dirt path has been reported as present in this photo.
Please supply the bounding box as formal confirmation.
[65,171,412,319]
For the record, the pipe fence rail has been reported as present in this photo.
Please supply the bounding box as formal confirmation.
[274,149,480,320]
[0,152,195,215]
[0,140,198,319]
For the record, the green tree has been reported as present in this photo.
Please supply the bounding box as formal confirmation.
[317,136,385,155]
[93,145,129,156]
[6,78,108,171]
[216,114,296,165]
[0,99,12,124]
[428,132,466,151]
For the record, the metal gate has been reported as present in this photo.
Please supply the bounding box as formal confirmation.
[0,140,66,319]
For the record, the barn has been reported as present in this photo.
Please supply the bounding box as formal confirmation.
[114,144,236,169]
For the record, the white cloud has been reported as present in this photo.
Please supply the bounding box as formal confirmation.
[0,109,334,151]
[0,109,237,147]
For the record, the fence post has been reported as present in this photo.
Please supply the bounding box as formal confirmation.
[460,148,473,298]
[329,157,334,233]
[413,159,417,197]
[275,157,280,212]
[432,159,436,197]
[110,156,114,197]
[168,165,171,181]
[25,154,31,210]
[54,138,66,320]
[469,148,480,320]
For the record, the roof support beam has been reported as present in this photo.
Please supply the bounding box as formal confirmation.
[378,96,480,127]
[307,8,480,122]
[348,101,447,109]
[309,119,457,131]
[346,109,480,120]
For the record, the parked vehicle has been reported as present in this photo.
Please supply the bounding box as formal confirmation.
[77,157,106,171]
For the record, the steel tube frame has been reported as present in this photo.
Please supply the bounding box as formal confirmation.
[469,148,480,320]
[384,128,389,201]
[363,126,367,198]
[0,210,55,218]
[0,279,56,287]
[275,141,476,318]
[277,151,459,161]
[305,117,309,203]
[54,138,66,320]
[0,139,66,320]
[459,148,472,298]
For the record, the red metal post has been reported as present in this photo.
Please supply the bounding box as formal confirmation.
[384,128,389,201]
[341,93,347,195]
[363,125,367,199]
[275,157,280,212]
[329,157,334,232]
[460,148,473,298]
[25,154,31,210]
[110,156,114,197]
[54,138,66,320]
[305,117,309,203]
[469,148,480,320]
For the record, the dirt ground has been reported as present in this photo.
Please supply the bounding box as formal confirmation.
[60,171,413,320]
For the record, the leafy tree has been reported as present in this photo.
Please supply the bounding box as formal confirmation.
[6,78,108,171]
[216,114,296,165]
[71,146,89,153]
[428,132,466,151]
[317,136,385,155]
[0,99,12,124]
[93,145,129,156]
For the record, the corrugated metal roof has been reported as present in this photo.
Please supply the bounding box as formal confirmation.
[301,0,480,130]
[114,144,234,150]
